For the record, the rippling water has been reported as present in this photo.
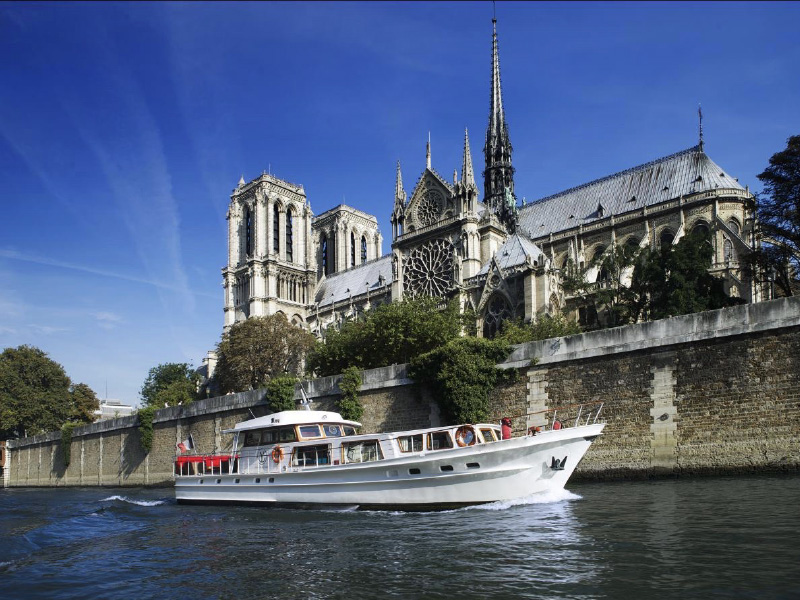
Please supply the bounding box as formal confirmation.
[2,475,799,599]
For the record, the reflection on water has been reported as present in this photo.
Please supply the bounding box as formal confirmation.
[1,475,799,599]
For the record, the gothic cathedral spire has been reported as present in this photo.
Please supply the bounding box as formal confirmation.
[483,17,517,232]
[462,128,476,188]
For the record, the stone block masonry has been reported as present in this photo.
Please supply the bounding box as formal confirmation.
[5,298,800,487]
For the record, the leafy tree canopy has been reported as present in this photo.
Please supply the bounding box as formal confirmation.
[495,314,582,345]
[307,296,463,377]
[756,134,800,296]
[140,362,198,408]
[215,313,316,393]
[69,382,100,424]
[0,345,72,439]
[266,374,298,412]
[630,231,743,321]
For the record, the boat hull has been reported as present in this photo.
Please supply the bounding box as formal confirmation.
[175,423,603,510]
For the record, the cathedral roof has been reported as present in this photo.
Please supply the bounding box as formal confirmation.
[517,146,746,240]
[477,233,543,276]
[314,255,392,308]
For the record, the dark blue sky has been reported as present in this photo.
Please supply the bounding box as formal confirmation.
[1,1,798,404]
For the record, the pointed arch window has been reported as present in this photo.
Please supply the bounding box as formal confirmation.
[321,234,329,276]
[350,232,355,268]
[483,294,512,339]
[286,207,294,263]
[660,229,675,250]
[724,238,735,263]
[361,235,367,263]
[244,206,253,257]
[273,204,280,254]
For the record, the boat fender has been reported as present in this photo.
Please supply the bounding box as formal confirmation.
[552,420,563,430]
[527,426,541,436]
[271,445,284,464]
[455,426,476,447]
[501,417,513,440]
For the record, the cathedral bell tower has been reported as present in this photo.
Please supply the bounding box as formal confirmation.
[483,17,518,233]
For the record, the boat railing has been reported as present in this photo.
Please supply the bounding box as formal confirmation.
[174,454,238,477]
[517,401,604,433]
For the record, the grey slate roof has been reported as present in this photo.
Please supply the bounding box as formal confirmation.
[517,146,745,240]
[314,255,392,307]
[477,233,544,276]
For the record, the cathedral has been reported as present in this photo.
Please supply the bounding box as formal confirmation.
[221,18,763,340]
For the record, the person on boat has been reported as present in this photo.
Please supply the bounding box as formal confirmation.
[501,417,513,440]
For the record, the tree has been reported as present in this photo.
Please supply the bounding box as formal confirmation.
[630,231,743,321]
[756,134,800,296]
[0,345,72,439]
[214,313,316,393]
[266,375,298,412]
[140,363,198,408]
[68,383,100,424]
[496,314,582,345]
[307,296,463,377]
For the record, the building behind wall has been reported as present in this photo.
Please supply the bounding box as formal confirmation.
[221,16,765,343]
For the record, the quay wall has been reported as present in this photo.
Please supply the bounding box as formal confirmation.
[4,297,800,487]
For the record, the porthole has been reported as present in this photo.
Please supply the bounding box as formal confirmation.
[254,478,261,483]
[440,465,454,472]
[269,477,275,483]
[466,463,480,469]
[409,468,421,475]
[234,478,240,484]
[215,479,221,484]
[199,479,204,484]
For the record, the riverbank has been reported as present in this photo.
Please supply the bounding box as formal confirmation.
[5,297,800,487]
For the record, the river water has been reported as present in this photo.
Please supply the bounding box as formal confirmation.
[1,475,798,599]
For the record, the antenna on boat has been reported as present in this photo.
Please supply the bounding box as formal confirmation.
[299,383,312,411]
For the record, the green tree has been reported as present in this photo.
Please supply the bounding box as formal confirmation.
[68,382,100,424]
[756,134,800,296]
[266,375,298,412]
[0,345,72,439]
[140,362,198,408]
[307,296,463,376]
[630,231,743,320]
[496,314,582,345]
[409,337,514,425]
[215,313,316,393]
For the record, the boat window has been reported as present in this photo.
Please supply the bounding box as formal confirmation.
[298,425,322,439]
[480,428,497,443]
[244,430,263,447]
[292,444,330,467]
[343,426,358,436]
[342,439,384,464]
[261,429,278,444]
[428,431,454,451]
[279,427,297,442]
[397,434,424,453]
[322,424,343,437]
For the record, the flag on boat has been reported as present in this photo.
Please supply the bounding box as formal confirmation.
[177,434,195,453]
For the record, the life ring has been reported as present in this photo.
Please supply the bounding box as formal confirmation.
[271,445,284,463]
[455,426,476,447]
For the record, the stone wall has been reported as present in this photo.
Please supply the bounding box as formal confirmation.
[5,297,800,487]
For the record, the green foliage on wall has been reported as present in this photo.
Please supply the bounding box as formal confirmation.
[60,422,76,467]
[266,375,298,412]
[337,367,364,422]
[307,297,463,377]
[409,337,515,425]
[137,405,156,454]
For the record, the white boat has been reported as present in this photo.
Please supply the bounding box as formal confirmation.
[174,404,604,511]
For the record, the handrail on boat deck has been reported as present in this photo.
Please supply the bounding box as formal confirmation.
[508,401,604,432]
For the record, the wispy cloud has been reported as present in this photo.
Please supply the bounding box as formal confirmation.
[0,248,216,299]
[94,311,123,330]
[28,324,71,335]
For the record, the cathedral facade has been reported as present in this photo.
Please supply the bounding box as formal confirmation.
[222,18,764,340]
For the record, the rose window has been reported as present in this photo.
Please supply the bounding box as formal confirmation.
[403,239,454,298]
[415,191,442,227]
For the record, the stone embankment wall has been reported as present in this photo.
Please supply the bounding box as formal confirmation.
[5,298,799,488]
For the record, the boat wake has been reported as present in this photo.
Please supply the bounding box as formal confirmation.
[464,488,582,512]
[100,495,167,507]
